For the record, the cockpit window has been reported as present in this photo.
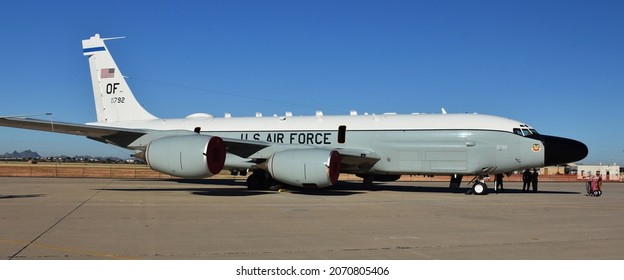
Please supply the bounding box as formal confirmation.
[514,127,539,136]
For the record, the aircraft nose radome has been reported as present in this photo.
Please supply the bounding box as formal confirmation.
[541,135,589,166]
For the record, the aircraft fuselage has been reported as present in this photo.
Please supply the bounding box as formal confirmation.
[94,112,570,177]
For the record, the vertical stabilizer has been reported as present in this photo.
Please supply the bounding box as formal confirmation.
[82,34,157,123]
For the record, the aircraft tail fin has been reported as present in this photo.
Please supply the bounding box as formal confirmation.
[82,34,157,123]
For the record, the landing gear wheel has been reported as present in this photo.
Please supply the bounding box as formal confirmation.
[472,182,489,195]
[246,172,266,190]
[246,171,282,191]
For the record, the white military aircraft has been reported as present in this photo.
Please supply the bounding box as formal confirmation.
[0,34,588,194]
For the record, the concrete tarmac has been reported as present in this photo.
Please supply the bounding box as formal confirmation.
[1,177,623,260]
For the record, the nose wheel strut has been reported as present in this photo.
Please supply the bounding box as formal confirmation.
[467,175,489,195]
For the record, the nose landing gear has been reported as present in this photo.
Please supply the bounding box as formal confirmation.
[471,181,489,195]
[465,175,489,195]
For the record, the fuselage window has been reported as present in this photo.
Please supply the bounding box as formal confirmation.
[338,125,347,144]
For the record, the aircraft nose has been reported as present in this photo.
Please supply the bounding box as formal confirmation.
[540,135,588,166]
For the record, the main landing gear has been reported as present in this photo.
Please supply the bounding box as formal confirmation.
[246,170,281,191]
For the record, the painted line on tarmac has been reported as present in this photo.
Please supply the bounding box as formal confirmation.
[1,239,138,260]
[8,180,117,259]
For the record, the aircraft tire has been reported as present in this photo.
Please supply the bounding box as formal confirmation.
[246,172,266,190]
[472,182,488,195]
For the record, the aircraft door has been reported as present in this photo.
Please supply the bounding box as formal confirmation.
[338,125,347,144]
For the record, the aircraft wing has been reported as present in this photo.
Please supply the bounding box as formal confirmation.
[334,147,381,173]
[0,117,272,158]
[0,117,381,171]
[0,117,147,147]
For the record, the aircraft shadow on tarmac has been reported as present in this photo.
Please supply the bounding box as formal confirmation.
[294,182,581,196]
[103,179,580,197]
[0,194,45,200]
[103,179,271,197]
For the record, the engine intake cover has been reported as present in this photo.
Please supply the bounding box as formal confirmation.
[146,135,226,178]
[268,149,341,188]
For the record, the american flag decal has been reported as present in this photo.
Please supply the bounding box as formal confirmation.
[100,68,115,78]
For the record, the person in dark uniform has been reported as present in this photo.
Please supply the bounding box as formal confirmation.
[495,173,504,193]
[531,168,539,193]
[522,169,532,192]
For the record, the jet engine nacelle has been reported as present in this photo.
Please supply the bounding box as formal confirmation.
[267,149,341,188]
[145,135,226,178]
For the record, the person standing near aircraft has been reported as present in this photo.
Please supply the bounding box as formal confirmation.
[522,169,532,192]
[597,171,603,188]
[495,174,504,193]
[531,168,539,192]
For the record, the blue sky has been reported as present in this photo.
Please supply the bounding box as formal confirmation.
[0,0,622,164]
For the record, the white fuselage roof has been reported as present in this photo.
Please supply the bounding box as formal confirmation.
[89,113,532,134]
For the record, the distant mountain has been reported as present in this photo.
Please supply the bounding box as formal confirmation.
[1,150,41,159]
[1,150,140,163]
